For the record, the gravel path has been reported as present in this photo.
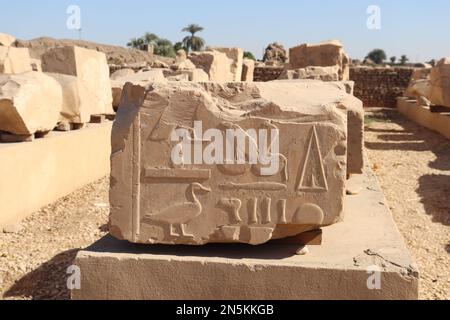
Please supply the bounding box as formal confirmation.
[0,108,448,300]
[365,108,449,300]
[0,178,109,300]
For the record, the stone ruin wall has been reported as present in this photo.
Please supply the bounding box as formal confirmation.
[349,67,415,108]
[253,66,284,82]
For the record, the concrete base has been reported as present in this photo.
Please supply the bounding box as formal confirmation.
[0,123,112,227]
[397,97,450,139]
[72,166,419,300]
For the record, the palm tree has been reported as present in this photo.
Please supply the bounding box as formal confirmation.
[400,55,409,65]
[143,33,159,46]
[182,24,205,53]
[154,38,176,58]
[127,37,145,49]
[390,56,397,64]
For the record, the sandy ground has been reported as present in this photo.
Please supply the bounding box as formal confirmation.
[364,108,449,300]
[0,108,448,300]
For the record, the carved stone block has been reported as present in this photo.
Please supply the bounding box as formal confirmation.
[109,82,349,245]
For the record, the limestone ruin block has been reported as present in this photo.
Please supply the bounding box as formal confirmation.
[406,79,431,100]
[0,46,32,74]
[111,69,167,110]
[263,42,288,65]
[109,81,349,245]
[289,40,350,81]
[274,79,364,174]
[164,68,209,82]
[189,51,234,82]
[429,57,450,108]
[47,73,100,124]
[0,33,15,47]
[278,66,341,81]
[212,47,244,81]
[110,68,135,80]
[241,58,255,82]
[0,71,62,135]
[41,46,114,115]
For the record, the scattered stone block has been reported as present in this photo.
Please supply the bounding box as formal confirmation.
[241,58,255,82]
[189,50,234,82]
[0,46,32,74]
[47,73,102,124]
[110,68,135,80]
[289,40,350,81]
[212,47,244,81]
[0,33,16,47]
[41,46,114,115]
[0,71,62,136]
[279,66,340,81]
[111,69,167,110]
[429,57,450,108]
[110,81,350,245]
[3,223,23,234]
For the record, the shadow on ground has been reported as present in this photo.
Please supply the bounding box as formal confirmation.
[365,108,450,228]
[3,249,79,300]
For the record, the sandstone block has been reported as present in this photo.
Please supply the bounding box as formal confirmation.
[0,33,15,47]
[41,46,113,115]
[212,47,244,81]
[110,68,135,80]
[111,69,167,110]
[0,71,62,135]
[189,51,234,82]
[289,40,349,81]
[0,46,32,74]
[109,81,350,245]
[241,58,255,82]
[47,73,100,124]
[278,66,340,81]
[429,57,450,108]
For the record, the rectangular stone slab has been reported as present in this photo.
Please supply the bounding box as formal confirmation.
[110,82,349,245]
[41,45,114,115]
[73,166,418,300]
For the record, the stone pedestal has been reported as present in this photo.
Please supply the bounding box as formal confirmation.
[72,166,418,300]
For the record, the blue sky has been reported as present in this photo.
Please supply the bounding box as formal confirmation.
[1,0,449,61]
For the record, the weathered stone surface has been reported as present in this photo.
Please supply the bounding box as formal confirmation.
[263,42,288,65]
[41,46,113,114]
[109,81,349,245]
[110,68,135,80]
[274,80,364,174]
[0,33,15,47]
[405,79,431,100]
[47,73,100,124]
[241,58,255,82]
[0,46,32,74]
[289,40,349,81]
[189,51,234,82]
[278,66,340,81]
[0,71,62,135]
[111,69,167,109]
[429,57,450,108]
[163,69,209,82]
[170,59,196,71]
[411,67,431,81]
[212,47,244,81]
